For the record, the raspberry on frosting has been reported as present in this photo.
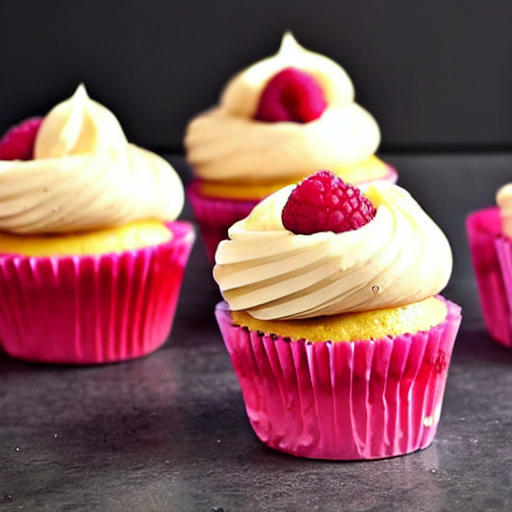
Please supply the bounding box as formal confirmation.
[0,117,43,161]
[281,170,376,235]
[255,67,327,123]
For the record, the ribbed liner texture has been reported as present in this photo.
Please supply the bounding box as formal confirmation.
[186,180,258,262]
[0,221,195,364]
[466,207,512,347]
[216,298,461,460]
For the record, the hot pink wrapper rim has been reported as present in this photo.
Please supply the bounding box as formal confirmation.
[0,221,195,364]
[215,297,461,460]
[466,207,512,347]
[186,165,398,263]
[186,180,258,263]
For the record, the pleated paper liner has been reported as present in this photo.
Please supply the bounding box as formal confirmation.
[466,207,512,347]
[186,180,258,263]
[215,297,461,460]
[494,236,512,345]
[0,221,195,364]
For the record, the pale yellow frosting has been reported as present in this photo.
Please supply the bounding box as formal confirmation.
[184,33,381,183]
[496,183,512,238]
[0,84,184,235]
[213,181,453,321]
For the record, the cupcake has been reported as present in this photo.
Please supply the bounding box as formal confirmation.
[466,183,512,347]
[0,84,195,364]
[184,32,397,261]
[213,171,461,460]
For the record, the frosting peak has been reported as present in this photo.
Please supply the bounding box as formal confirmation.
[0,85,184,234]
[220,32,355,118]
[185,33,381,183]
[34,84,127,159]
[214,181,453,320]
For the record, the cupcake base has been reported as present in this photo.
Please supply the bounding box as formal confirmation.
[0,221,195,364]
[215,297,461,460]
[466,207,512,347]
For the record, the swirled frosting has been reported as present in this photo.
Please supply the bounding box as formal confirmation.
[496,183,512,238]
[184,33,381,183]
[214,181,452,320]
[0,84,184,234]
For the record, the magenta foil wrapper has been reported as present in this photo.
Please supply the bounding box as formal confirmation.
[215,298,461,460]
[186,180,258,262]
[466,207,512,347]
[0,221,195,364]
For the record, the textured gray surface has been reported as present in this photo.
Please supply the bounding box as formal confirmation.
[2,154,512,511]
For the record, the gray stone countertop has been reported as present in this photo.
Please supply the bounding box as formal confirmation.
[2,154,512,512]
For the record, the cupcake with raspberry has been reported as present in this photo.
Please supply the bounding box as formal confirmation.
[213,171,461,460]
[184,32,397,261]
[466,183,512,348]
[0,84,195,364]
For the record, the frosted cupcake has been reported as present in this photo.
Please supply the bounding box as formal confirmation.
[184,33,397,260]
[0,84,195,364]
[466,183,512,347]
[214,171,461,460]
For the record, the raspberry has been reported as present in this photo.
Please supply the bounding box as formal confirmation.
[0,117,43,161]
[255,67,327,123]
[281,170,376,235]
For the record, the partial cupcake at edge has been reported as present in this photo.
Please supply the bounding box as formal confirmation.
[0,84,195,364]
[466,182,512,348]
[213,170,461,460]
[184,32,397,261]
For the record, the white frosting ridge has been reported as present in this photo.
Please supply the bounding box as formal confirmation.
[184,33,381,182]
[0,84,184,234]
[214,182,453,320]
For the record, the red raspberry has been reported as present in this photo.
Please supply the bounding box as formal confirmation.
[255,67,327,123]
[0,117,43,161]
[281,170,376,235]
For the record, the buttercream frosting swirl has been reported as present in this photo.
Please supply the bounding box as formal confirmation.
[0,84,184,234]
[184,33,381,182]
[214,181,452,320]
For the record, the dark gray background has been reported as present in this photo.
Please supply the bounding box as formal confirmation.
[1,0,512,153]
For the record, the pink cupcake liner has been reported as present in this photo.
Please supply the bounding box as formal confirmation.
[494,236,512,343]
[0,221,195,364]
[466,207,512,347]
[215,297,461,460]
[187,180,258,262]
[187,166,398,263]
